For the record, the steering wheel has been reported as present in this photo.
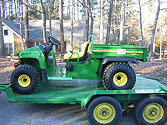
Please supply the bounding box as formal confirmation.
[48,36,61,45]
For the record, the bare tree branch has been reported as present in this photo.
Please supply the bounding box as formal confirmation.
[160,1,167,4]
[20,0,42,13]
[77,0,92,15]
[141,0,151,7]
[160,8,167,11]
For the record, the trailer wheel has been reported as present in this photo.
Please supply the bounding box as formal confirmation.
[103,63,136,90]
[87,96,122,125]
[135,96,167,125]
[11,64,40,94]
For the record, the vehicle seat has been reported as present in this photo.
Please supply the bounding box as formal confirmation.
[64,42,90,61]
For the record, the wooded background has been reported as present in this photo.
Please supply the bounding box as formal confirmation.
[0,0,167,61]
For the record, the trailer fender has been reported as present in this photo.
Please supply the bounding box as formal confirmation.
[98,57,138,77]
[81,91,113,108]
[81,91,97,108]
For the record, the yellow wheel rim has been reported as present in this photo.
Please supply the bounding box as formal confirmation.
[143,103,164,123]
[18,74,31,87]
[93,103,116,124]
[113,72,128,87]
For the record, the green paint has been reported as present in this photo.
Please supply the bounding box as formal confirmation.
[0,75,167,110]
[66,59,100,79]
[0,83,14,97]
[19,46,46,69]
[91,44,147,62]
[45,51,57,77]
[18,35,147,81]
[3,38,163,111]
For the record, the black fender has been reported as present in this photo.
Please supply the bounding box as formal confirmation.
[98,57,138,77]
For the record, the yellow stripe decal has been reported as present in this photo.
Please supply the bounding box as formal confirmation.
[93,50,116,52]
[92,50,143,53]
[126,51,143,53]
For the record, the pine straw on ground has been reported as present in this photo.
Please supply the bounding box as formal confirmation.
[0,58,167,84]
[131,59,167,83]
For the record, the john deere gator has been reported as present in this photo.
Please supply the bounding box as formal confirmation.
[11,36,147,94]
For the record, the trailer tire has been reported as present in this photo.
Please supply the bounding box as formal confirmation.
[103,63,136,90]
[11,64,40,94]
[135,96,167,125]
[87,96,122,125]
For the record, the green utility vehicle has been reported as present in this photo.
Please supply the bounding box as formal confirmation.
[1,75,167,124]
[11,36,147,94]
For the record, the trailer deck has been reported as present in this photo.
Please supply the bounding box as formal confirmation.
[0,75,167,108]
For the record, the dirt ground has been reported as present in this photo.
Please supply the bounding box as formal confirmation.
[0,58,14,83]
[0,58,167,84]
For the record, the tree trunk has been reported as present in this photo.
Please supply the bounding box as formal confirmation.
[85,0,89,41]
[148,0,160,61]
[138,0,144,46]
[160,21,166,59]
[70,0,74,49]
[55,0,59,20]
[75,0,79,20]
[17,0,19,19]
[19,0,24,49]
[89,0,94,36]
[100,0,103,42]
[0,5,5,56]
[67,1,70,19]
[159,37,162,59]
[14,0,17,18]
[40,0,47,43]
[1,0,5,18]
[159,19,162,59]
[59,0,65,54]
[105,0,113,44]
[5,4,7,18]
[119,2,126,42]
[49,9,52,36]
[10,2,13,17]
[49,0,55,36]
[153,27,158,54]
[82,0,86,41]
[24,0,29,49]
[90,15,94,36]
[113,0,117,42]
[162,41,166,58]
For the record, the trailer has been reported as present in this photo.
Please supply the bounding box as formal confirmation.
[0,75,167,125]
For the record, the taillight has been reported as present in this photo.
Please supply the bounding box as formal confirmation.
[14,61,20,69]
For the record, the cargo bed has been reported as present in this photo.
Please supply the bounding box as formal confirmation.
[92,44,147,62]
